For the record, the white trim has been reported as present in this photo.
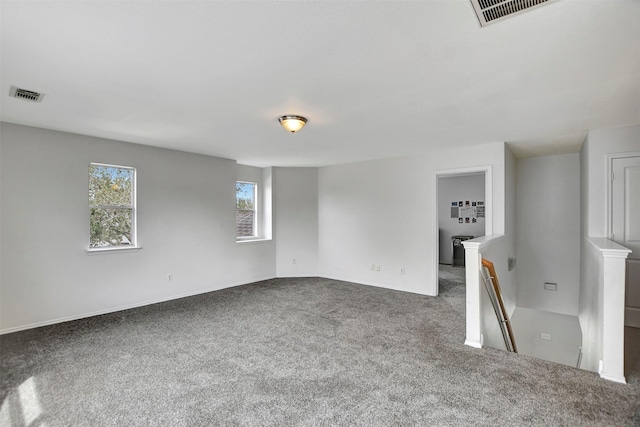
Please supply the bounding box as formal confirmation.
[322,274,432,296]
[587,237,632,257]
[236,238,272,244]
[599,359,627,384]
[433,165,492,296]
[87,246,143,254]
[464,339,483,348]
[236,180,258,239]
[89,162,136,170]
[89,162,137,248]
[0,275,430,335]
[605,151,640,239]
[0,275,276,335]
[599,373,627,384]
[462,234,504,249]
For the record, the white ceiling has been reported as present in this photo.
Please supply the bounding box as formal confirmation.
[1,0,639,167]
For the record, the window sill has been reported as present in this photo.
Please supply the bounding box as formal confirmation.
[87,246,143,255]
[236,238,272,244]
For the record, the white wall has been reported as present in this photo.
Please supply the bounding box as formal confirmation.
[579,124,640,374]
[504,145,517,309]
[580,239,604,372]
[318,142,506,296]
[515,153,581,316]
[0,122,515,332]
[510,307,582,367]
[438,174,485,264]
[584,124,640,237]
[274,168,318,277]
[0,123,276,333]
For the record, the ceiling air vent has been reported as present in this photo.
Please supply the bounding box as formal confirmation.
[471,0,559,27]
[10,86,45,103]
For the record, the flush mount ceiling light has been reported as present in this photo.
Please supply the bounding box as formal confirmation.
[278,115,307,133]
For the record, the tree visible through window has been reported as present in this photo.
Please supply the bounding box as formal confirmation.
[89,163,136,248]
[236,182,256,238]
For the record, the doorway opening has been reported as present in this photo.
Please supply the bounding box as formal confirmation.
[433,166,491,296]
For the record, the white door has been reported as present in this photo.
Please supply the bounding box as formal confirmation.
[612,156,640,327]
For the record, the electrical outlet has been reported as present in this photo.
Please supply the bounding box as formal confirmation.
[168,274,174,282]
[376,264,381,271]
[541,333,551,341]
[544,282,557,291]
[370,264,375,271]
[400,267,405,275]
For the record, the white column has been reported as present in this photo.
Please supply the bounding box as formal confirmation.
[463,240,483,348]
[600,246,631,383]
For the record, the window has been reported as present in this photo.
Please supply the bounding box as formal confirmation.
[89,163,136,249]
[236,181,257,238]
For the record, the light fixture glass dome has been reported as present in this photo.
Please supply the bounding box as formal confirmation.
[278,115,307,133]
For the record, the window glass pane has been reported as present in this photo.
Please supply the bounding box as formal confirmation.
[236,182,255,210]
[236,210,255,237]
[236,182,256,237]
[90,208,133,247]
[89,165,133,206]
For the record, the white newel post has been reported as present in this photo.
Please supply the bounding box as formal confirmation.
[599,244,631,383]
[463,240,483,348]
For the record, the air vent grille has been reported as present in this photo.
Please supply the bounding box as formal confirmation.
[10,86,45,103]
[478,0,510,8]
[471,0,558,27]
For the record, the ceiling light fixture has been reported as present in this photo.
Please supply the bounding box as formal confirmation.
[278,115,307,133]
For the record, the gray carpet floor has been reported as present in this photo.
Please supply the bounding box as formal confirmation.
[1,274,639,426]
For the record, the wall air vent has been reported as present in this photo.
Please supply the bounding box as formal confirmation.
[471,0,559,27]
[10,86,45,103]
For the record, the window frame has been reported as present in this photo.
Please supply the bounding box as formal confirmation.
[236,180,258,241]
[88,162,138,252]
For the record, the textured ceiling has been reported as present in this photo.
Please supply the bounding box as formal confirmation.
[1,1,639,167]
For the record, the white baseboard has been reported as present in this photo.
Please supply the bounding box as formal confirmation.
[1,275,435,335]
[598,359,627,384]
[464,339,483,349]
[0,275,276,335]
[599,372,627,384]
[320,274,434,296]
